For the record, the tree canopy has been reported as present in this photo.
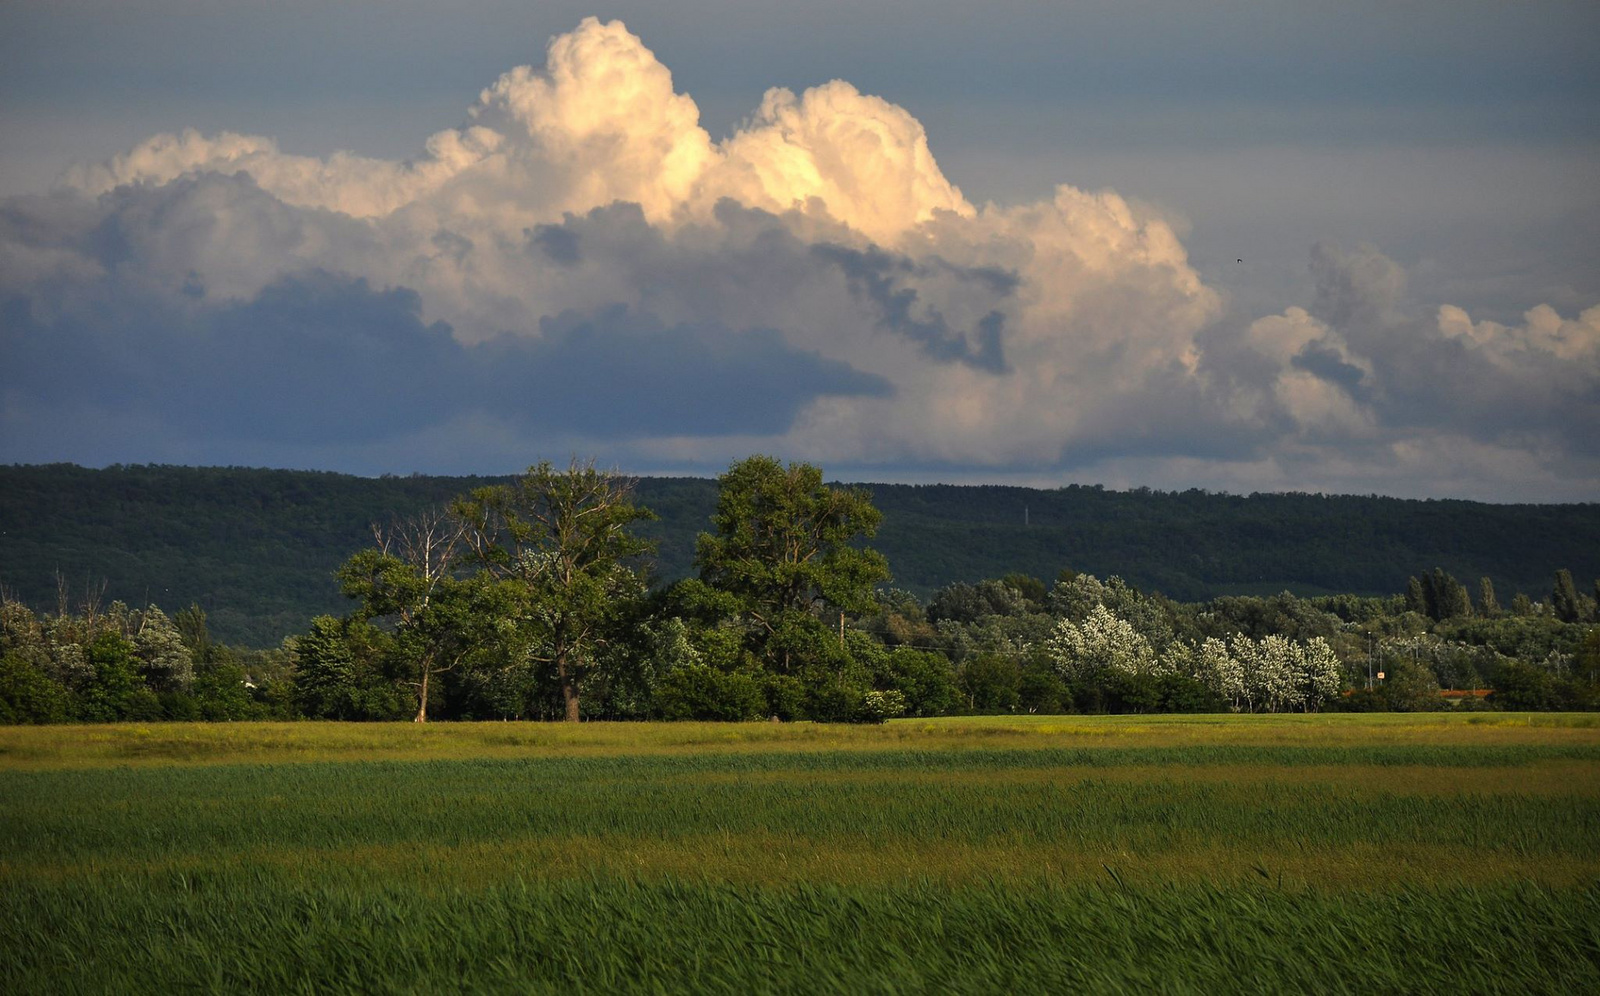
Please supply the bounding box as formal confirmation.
[453,461,655,722]
[695,456,889,673]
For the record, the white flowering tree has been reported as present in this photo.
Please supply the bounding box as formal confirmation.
[1190,633,1343,712]
[1047,574,1113,621]
[1298,636,1343,711]
[1046,604,1161,682]
[1192,637,1245,710]
[132,605,195,693]
[1160,641,1196,680]
[1227,635,1263,711]
[1259,635,1303,712]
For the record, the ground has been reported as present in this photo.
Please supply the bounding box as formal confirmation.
[3,714,1597,992]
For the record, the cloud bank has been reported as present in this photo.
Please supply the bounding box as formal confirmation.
[3,17,1596,499]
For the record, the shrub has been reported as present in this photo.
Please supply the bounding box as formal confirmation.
[655,664,767,721]
[1018,667,1070,714]
[1489,661,1560,711]
[0,652,70,724]
[1156,673,1226,713]
[856,689,907,724]
[803,672,866,723]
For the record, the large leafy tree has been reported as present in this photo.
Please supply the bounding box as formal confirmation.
[454,461,654,722]
[336,507,473,722]
[695,456,889,673]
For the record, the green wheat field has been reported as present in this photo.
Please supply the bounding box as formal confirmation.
[4,714,1599,993]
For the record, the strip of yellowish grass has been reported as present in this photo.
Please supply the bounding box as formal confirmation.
[3,713,1598,770]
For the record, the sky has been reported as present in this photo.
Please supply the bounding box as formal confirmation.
[1,1,1597,500]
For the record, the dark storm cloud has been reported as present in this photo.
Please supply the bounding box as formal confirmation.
[2,273,464,444]
[0,269,889,453]
[486,306,890,437]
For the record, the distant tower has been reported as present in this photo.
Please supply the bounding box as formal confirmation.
[1024,504,1029,527]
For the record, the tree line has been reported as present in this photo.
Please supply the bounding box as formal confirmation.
[5,463,1597,647]
[3,456,1598,724]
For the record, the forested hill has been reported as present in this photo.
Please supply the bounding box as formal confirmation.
[3,464,1596,646]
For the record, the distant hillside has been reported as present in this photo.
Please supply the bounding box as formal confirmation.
[2,464,1596,646]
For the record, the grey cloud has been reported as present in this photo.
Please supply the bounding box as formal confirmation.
[0,178,893,459]
[509,200,1022,377]
[1,270,889,452]
[1308,241,1406,332]
[528,224,580,266]
[1242,243,1600,457]
[524,201,822,325]
[483,306,891,437]
[1290,343,1371,404]
[1060,363,1277,468]
[811,243,1014,373]
[4,271,467,444]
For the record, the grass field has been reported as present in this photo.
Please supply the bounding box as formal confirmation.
[4,714,1599,992]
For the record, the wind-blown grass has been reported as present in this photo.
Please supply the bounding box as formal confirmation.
[3,715,1597,992]
[4,878,1596,995]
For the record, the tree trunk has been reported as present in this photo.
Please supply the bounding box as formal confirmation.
[415,668,430,723]
[557,649,580,722]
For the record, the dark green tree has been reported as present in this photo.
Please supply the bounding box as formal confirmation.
[1490,660,1560,710]
[1405,576,1426,615]
[1419,568,1471,622]
[958,653,1020,712]
[878,647,960,717]
[294,616,360,719]
[928,580,1030,625]
[190,646,258,720]
[1000,573,1048,611]
[1571,628,1600,709]
[1017,664,1069,714]
[1477,577,1499,618]
[1552,569,1581,624]
[455,461,654,722]
[654,664,767,721]
[172,604,213,663]
[695,456,889,674]
[1377,654,1444,712]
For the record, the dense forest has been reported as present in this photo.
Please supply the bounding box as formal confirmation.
[3,463,1597,646]
[2,458,1597,725]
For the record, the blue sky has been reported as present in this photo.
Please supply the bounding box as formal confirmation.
[2,3,1597,498]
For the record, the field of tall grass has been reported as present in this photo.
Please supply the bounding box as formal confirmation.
[4,715,1598,992]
